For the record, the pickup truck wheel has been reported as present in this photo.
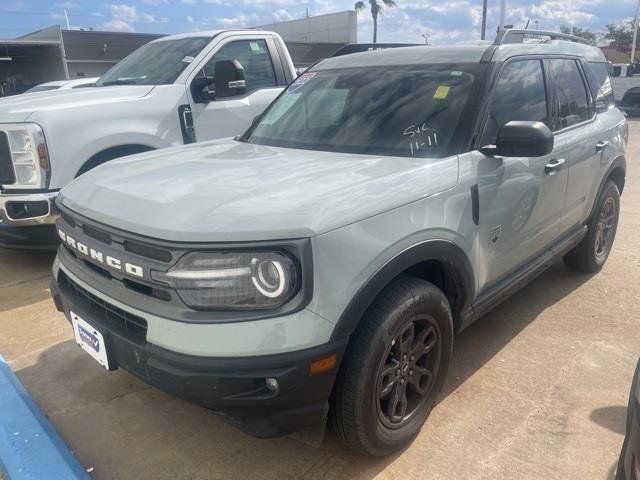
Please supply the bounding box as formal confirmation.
[329,277,453,456]
[564,180,620,272]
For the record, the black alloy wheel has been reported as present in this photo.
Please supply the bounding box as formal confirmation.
[376,316,441,429]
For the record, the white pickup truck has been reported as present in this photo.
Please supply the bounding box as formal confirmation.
[0,29,296,249]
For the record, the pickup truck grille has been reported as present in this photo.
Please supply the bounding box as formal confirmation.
[0,131,16,184]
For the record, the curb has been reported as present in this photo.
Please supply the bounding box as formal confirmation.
[0,355,90,480]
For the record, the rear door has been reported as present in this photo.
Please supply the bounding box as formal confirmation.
[188,37,286,141]
[545,58,599,230]
[475,57,568,287]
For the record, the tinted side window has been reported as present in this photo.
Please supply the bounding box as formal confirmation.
[548,59,590,130]
[482,59,548,145]
[200,40,277,95]
[586,61,614,109]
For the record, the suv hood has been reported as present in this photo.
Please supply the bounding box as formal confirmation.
[59,140,459,242]
[0,86,154,123]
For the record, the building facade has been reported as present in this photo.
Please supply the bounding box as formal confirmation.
[0,11,357,96]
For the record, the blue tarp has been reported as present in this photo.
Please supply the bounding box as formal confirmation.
[0,355,89,480]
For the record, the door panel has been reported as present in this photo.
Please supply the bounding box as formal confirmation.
[544,58,595,230]
[193,87,282,140]
[476,149,568,288]
[188,38,283,142]
[563,61,619,228]
[560,122,600,229]
[475,58,568,288]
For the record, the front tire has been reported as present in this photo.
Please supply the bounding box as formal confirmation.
[329,277,453,456]
[564,180,620,273]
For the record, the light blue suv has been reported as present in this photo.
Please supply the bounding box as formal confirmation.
[50,29,627,455]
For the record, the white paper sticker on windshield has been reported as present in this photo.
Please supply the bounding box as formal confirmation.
[182,56,195,63]
[250,41,261,52]
[287,72,317,92]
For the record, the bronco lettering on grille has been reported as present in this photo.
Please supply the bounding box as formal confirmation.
[58,228,144,278]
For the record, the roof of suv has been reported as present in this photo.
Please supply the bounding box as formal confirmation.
[316,38,606,70]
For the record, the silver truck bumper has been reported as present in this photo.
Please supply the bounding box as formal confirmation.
[0,191,59,226]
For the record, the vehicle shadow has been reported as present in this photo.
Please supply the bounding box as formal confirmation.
[0,248,56,313]
[590,406,628,436]
[14,260,594,480]
[441,259,593,399]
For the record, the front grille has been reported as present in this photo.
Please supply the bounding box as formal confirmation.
[61,211,76,227]
[60,270,148,344]
[0,131,16,184]
[83,224,112,245]
[124,240,172,262]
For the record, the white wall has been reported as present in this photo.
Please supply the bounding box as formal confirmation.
[258,11,357,44]
[66,61,116,78]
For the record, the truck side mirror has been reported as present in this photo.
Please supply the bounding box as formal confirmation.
[191,76,215,104]
[214,59,246,99]
[480,121,554,158]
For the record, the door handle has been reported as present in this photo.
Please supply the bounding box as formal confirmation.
[595,140,610,152]
[544,158,565,176]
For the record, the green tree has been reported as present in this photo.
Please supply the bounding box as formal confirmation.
[354,0,396,44]
[559,25,597,45]
[604,21,635,48]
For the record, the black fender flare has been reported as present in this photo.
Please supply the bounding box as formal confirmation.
[587,155,626,222]
[330,239,475,341]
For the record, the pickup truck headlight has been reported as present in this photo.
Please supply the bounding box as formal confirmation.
[151,250,300,310]
[3,123,50,188]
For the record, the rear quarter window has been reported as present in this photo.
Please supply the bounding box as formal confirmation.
[585,61,614,109]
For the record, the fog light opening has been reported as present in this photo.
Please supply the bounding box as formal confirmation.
[265,377,279,393]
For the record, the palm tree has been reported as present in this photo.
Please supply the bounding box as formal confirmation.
[354,0,396,44]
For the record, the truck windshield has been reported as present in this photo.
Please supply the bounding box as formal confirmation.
[243,64,482,158]
[97,36,212,87]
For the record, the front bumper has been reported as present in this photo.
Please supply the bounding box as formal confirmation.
[617,360,640,480]
[50,261,347,438]
[0,191,59,249]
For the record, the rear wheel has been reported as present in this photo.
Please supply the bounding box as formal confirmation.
[329,277,453,456]
[564,180,620,273]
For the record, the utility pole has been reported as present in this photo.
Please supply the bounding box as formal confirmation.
[631,0,640,65]
[421,33,430,45]
[63,9,71,30]
[499,0,506,31]
[481,0,488,40]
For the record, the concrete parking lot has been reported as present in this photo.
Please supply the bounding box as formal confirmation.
[1,122,639,480]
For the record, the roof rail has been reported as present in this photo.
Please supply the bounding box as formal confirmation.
[494,28,591,46]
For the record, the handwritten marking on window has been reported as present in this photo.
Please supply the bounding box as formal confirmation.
[403,123,439,156]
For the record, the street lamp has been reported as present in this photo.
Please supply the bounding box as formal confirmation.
[631,0,640,66]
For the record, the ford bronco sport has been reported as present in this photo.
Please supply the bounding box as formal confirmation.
[50,30,627,455]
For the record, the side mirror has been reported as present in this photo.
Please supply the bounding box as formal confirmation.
[481,121,554,158]
[191,76,214,104]
[214,59,246,99]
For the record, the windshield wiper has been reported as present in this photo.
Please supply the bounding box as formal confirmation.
[100,79,138,86]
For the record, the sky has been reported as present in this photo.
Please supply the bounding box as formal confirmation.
[0,0,638,45]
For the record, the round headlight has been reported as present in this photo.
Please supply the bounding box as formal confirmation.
[151,250,299,310]
[252,258,288,298]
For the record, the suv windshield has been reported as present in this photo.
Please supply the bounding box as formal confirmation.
[97,36,212,87]
[243,64,482,158]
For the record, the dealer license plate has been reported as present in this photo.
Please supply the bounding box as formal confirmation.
[71,311,110,370]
